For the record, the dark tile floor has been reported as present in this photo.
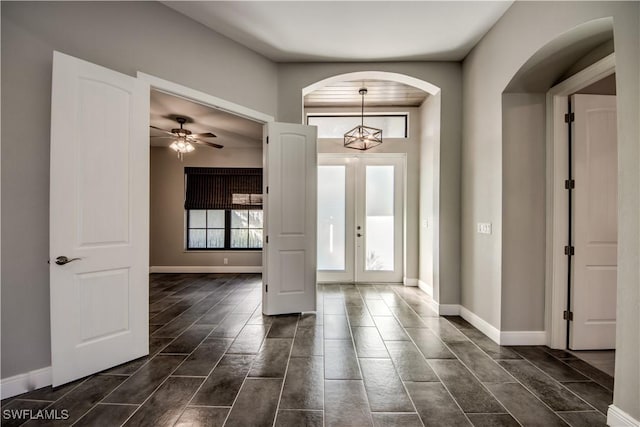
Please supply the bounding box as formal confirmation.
[1,274,614,426]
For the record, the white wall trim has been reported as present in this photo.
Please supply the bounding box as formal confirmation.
[500,331,547,346]
[438,304,461,316]
[302,71,441,97]
[150,266,262,274]
[1,367,52,399]
[403,277,419,287]
[418,280,433,297]
[459,306,501,344]
[607,405,640,427]
[136,72,275,124]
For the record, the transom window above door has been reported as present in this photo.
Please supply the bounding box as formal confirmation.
[184,167,263,250]
[307,114,408,138]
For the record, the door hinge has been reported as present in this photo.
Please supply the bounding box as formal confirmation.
[266,186,269,194]
[266,136,269,144]
[564,245,575,256]
[265,284,268,292]
[266,235,269,244]
[563,310,574,321]
[564,179,575,190]
[564,112,575,123]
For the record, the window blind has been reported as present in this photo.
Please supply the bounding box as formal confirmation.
[184,167,263,210]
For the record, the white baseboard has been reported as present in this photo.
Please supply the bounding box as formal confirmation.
[608,405,640,427]
[150,265,262,274]
[418,280,433,297]
[403,277,418,287]
[458,306,546,346]
[1,366,52,399]
[500,330,547,346]
[460,306,501,344]
[438,304,461,316]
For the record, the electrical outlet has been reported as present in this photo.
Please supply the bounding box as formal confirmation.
[223,258,228,265]
[477,222,492,234]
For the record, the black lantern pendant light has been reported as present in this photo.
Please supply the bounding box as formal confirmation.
[344,88,382,150]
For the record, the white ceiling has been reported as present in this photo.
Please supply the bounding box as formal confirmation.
[150,90,263,149]
[163,1,514,62]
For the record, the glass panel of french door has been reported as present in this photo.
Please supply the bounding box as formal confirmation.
[318,155,403,283]
[317,157,354,282]
[356,157,404,283]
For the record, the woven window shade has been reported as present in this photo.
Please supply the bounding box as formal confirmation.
[184,167,263,210]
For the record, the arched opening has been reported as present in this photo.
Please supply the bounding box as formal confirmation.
[501,18,616,370]
[302,72,442,301]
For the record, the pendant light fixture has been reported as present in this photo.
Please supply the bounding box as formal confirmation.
[344,88,382,150]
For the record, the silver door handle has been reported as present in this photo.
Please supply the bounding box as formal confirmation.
[55,256,81,265]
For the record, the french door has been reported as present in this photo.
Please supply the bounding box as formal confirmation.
[317,154,404,283]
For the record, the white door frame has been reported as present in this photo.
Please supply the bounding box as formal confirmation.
[137,73,274,125]
[545,53,616,349]
[317,152,406,283]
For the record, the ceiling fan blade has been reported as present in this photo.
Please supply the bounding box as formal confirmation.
[193,139,224,149]
[150,136,176,139]
[150,125,176,136]
[191,132,217,138]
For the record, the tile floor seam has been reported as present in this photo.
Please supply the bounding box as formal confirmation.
[351,285,380,425]
[270,315,299,426]
[378,295,427,427]
[86,278,249,426]
[387,286,477,425]
[508,354,603,414]
[389,285,521,426]
[20,275,611,427]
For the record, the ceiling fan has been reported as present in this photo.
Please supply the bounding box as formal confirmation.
[150,116,223,159]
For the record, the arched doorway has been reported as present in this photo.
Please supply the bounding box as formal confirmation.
[302,72,442,297]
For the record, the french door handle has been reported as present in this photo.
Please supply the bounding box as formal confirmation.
[55,256,81,265]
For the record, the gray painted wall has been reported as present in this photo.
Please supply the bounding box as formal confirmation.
[1,1,277,379]
[280,63,462,305]
[150,147,263,268]
[461,1,638,418]
[501,93,546,331]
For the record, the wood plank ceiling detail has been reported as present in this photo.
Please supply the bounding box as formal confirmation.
[304,79,429,108]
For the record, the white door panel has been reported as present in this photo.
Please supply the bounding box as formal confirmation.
[263,122,317,315]
[318,155,404,284]
[317,158,355,282]
[357,157,404,283]
[570,94,617,350]
[50,51,149,385]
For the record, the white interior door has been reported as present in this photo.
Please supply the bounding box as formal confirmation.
[569,94,617,350]
[263,122,317,315]
[318,155,404,284]
[50,51,149,386]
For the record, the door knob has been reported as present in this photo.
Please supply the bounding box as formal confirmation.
[357,233,362,237]
[55,256,81,265]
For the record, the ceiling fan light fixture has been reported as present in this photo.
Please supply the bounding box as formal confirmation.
[170,137,195,160]
[344,88,382,151]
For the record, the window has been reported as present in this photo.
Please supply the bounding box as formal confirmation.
[307,114,408,138]
[187,209,263,250]
[184,167,263,250]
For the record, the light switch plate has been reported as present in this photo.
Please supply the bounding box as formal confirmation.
[477,222,492,234]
